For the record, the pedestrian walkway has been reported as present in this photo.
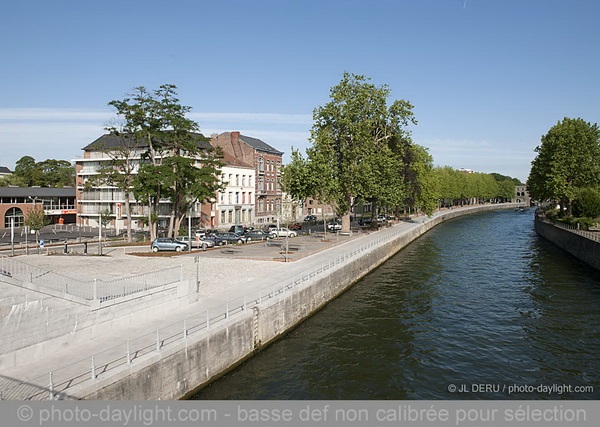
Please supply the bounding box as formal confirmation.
[0,205,513,399]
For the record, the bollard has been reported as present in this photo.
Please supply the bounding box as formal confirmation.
[225,303,229,319]
[49,372,54,400]
[63,242,68,254]
[84,242,88,255]
[91,356,96,380]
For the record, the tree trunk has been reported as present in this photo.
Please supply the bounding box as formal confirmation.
[341,193,352,233]
[125,192,132,243]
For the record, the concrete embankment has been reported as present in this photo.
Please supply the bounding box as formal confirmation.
[62,203,517,400]
[534,215,600,271]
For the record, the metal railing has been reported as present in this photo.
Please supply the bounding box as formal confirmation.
[536,215,600,243]
[0,223,407,400]
[3,205,515,399]
[0,256,182,303]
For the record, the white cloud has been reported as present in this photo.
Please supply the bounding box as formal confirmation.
[0,108,112,122]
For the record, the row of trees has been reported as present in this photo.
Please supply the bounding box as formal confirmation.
[90,84,224,242]
[281,73,519,232]
[527,117,600,224]
[0,156,74,187]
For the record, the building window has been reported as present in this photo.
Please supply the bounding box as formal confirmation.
[236,175,239,186]
[258,157,264,172]
[4,207,24,228]
[220,210,226,224]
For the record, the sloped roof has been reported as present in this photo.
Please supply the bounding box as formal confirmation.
[221,152,254,169]
[83,132,212,151]
[239,134,284,155]
[0,187,75,198]
[0,166,12,174]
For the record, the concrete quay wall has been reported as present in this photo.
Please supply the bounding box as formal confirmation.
[77,204,518,400]
[535,217,600,271]
[0,279,196,371]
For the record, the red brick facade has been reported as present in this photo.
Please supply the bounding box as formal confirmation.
[211,132,283,224]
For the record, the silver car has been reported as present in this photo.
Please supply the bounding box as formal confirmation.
[151,238,189,252]
[269,227,297,238]
[177,236,216,250]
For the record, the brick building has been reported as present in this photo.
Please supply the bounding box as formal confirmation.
[0,187,76,229]
[211,132,283,224]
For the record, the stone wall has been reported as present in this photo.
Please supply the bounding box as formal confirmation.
[76,204,517,400]
[534,216,600,271]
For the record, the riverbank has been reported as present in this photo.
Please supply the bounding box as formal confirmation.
[534,213,600,271]
[0,203,518,400]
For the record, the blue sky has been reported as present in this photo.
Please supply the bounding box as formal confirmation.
[1,0,598,182]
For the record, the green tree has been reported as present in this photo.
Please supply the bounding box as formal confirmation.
[108,84,223,239]
[527,117,600,214]
[13,156,74,187]
[403,144,438,216]
[573,187,600,219]
[280,149,317,203]
[38,159,75,187]
[86,133,141,242]
[23,205,50,253]
[307,72,416,232]
[14,156,43,186]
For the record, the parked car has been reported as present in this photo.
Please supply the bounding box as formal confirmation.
[244,230,272,242]
[213,232,247,244]
[357,217,372,226]
[228,225,247,234]
[304,215,317,221]
[376,215,387,222]
[326,221,342,231]
[269,227,297,238]
[202,234,227,246]
[288,223,303,230]
[151,238,189,252]
[176,236,216,250]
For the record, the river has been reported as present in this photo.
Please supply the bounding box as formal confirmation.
[193,209,600,399]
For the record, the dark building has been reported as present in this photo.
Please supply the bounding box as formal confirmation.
[0,187,76,229]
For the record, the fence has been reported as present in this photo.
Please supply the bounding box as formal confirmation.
[0,204,515,400]
[536,215,600,243]
[0,220,407,400]
[0,256,182,303]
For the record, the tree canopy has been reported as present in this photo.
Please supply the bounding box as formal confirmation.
[105,84,224,239]
[281,73,520,227]
[303,72,417,232]
[0,156,75,187]
[527,117,600,214]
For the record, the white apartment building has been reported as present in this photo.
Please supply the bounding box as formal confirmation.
[75,133,214,230]
[211,153,255,228]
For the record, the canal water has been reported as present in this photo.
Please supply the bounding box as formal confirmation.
[193,209,600,399]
